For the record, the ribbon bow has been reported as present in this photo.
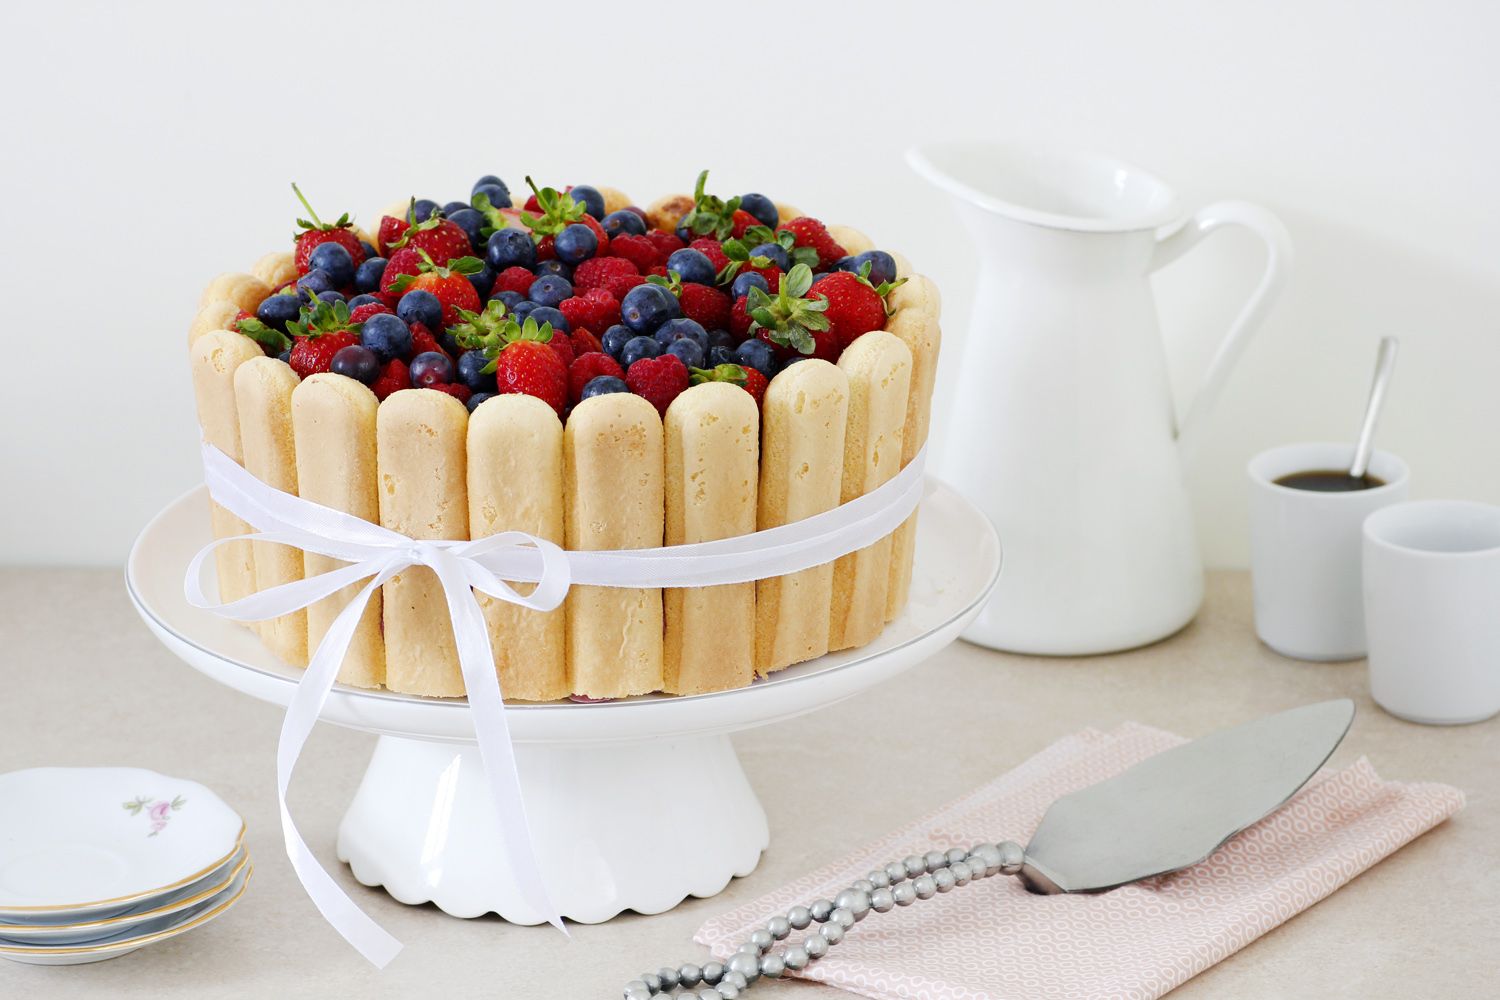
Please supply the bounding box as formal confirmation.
[186,440,927,968]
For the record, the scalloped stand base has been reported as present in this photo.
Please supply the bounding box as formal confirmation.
[335,734,769,924]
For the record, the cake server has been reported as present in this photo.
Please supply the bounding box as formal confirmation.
[624,699,1356,997]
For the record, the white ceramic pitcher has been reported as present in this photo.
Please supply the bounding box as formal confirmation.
[908,142,1292,655]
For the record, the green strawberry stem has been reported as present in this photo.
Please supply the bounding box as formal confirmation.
[291,182,351,232]
[689,363,749,387]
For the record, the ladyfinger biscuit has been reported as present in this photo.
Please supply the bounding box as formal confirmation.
[466,395,567,702]
[234,358,307,666]
[891,250,915,279]
[829,331,912,651]
[598,186,633,215]
[189,301,242,345]
[377,389,470,698]
[189,330,263,608]
[773,201,803,225]
[827,225,874,256]
[646,193,693,233]
[663,383,759,695]
[198,273,271,315]
[563,393,664,698]
[882,274,942,620]
[291,374,385,689]
[754,360,849,674]
[251,250,297,289]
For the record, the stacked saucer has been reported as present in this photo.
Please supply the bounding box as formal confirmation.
[0,767,250,966]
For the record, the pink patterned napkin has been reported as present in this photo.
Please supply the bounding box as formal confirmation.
[695,723,1464,1000]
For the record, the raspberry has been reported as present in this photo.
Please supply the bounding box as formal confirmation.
[548,329,575,369]
[493,266,536,297]
[535,234,555,261]
[568,352,625,403]
[350,302,392,324]
[688,238,730,275]
[602,272,646,301]
[646,264,669,278]
[370,358,409,400]
[677,283,730,332]
[624,353,689,417]
[570,327,603,355]
[430,383,472,404]
[645,230,685,259]
[572,255,639,292]
[407,322,450,362]
[559,290,618,334]
[610,234,661,273]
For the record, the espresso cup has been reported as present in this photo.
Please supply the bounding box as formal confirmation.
[1362,500,1500,725]
[1247,442,1409,661]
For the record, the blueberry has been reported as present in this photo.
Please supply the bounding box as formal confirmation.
[412,199,440,223]
[446,207,485,250]
[457,349,498,393]
[472,183,511,209]
[707,328,735,351]
[360,313,412,362]
[437,328,462,358]
[486,228,536,270]
[553,223,599,265]
[620,335,662,368]
[277,348,291,363]
[601,324,633,359]
[354,256,388,294]
[297,269,335,295]
[466,263,496,300]
[359,240,378,260]
[568,185,605,219]
[811,272,834,285]
[396,289,443,330]
[666,248,716,286]
[528,305,570,333]
[528,274,573,308]
[654,317,708,350]
[533,259,572,281]
[666,338,705,368]
[734,338,776,375]
[731,271,769,300]
[409,351,455,388]
[708,345,735,366]
[256,292,302,331]
[750,242,791,271]
[620,283,680,334]
[316,290,346,305]
[674,216,693,244]
[442,200,470,217]
[308,242,355,287]
[580,375,629,399]
[472,175,509,198]
[739,192,778,229]
[489,290,526,311]
[601,210,647,239]
[465,391,495,413]
[330,344,380,385]
[778,354,809,373]
[511,299,540,324]
[838,250,898,285]
[347,293,381,309]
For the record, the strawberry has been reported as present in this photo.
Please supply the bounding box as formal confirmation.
[291,183,366,275]
[430,383,472,404]
[570,327,603,355]
[450,307,568,414]
[746,263,837,361]
[390,250,484,326]
[778,216,847,270]
[389,215,472,266]
[548,330,575,369]
[381,247,424,295]
[350,301,391,324]
[690,362,766,405]
[603,271,647,301]
[408,322,450,362]
[688,238,730,275]
[645,230,685,259]
[377,214,409,256]
[729,210,760,239]
[519,178,608,255]
[625,353,689,417]
[370,358,410,400]
[808,269,902,352]
[286,298,362,378]
[675,169,746,241]
[609,233,661,273]
[559,289,618,335]
[572,255,639,292]
[568,352,625,403]
[493,266,537,297]
[729,294,754,340]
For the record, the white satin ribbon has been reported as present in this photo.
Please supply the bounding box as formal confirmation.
[186,439,926,968]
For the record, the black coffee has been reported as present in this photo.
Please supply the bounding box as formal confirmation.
[1273,469,1385,493]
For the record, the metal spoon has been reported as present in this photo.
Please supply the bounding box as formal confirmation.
[1349,337,1399,482]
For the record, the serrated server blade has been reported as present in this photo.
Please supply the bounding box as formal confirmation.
[1020,699,1355,894]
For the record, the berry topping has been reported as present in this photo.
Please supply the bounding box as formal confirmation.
[359,312,412,362]
[580,375,629,400]
[291,182,365,275]
[778,216,847,270]
[451,304,569,415]
[331,344,381,385]
[625,353,690,417]
[807,266,905,353]
[690,362,767,405]
[675,170,744,242]
[744,263,833,358]
[409,351,456,389]
[389,251,485,326]
[370,358,410,400]
[568,352,626,403]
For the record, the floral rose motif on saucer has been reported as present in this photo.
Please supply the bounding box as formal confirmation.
[122,795,186,836]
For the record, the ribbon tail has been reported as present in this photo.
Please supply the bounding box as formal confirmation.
[276,565,405,968]
[430,550,568,935]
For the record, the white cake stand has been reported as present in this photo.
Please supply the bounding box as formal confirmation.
[126,481,1000,924]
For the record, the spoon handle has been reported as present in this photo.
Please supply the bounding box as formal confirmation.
[1350,337,1399,479]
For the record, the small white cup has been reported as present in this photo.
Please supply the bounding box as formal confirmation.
[1247,442,1409,661]
[1362,500,1500,725]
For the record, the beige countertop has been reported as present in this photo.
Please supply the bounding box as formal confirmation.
[0,569,1493,998]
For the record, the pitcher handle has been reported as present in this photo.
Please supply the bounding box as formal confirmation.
[1153,201,1293,461]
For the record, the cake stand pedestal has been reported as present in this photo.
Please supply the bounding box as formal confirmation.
[126,481,1001,923]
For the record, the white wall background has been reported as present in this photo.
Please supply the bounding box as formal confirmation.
[2,0,1495,567]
